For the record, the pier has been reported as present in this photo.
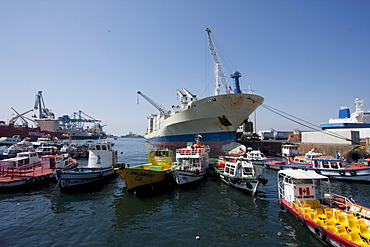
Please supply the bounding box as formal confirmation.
[237,138,370,162]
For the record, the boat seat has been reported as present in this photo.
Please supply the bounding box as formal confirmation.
[337,225,347,234]
[326,218,336,227]
[304,200,314,209]
[315,219,326,228]
[325,210,334,220]
[347,214,356,222]
[305,210,315,220]
[327,225,338,235]
[313,199,321,209]
[337,213,348,227]
[348,219,359,232]
[350,231,368,246]
[339,231,351,241]
[358,223,370,242]
[314,208,325,220]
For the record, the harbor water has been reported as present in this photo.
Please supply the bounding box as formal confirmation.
[1,138,370,246]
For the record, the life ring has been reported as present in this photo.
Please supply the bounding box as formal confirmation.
[245,182,252,189]
[314,226,327,241]
[350,170,357,176]
[339,171,345,176]
[278,200,284,210]
[297,216,306,227]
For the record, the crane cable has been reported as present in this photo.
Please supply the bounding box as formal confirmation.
[261,103,362,146]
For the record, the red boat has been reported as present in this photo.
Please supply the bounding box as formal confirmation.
[0,123,64,141]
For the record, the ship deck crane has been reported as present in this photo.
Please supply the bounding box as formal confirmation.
[137,91,170,116]
[205,27,232,95]
[9,108,35,126]
[34,91,55,119]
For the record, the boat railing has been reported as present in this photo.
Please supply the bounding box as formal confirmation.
[177,148,205,155]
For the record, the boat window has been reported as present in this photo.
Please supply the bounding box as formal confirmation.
[230,168,235,175]
[225,167,230,173]
[322,161,330,168]
[313,161,319,168]
[96,145,101,150]
[330,162,338,169]
[102,145,107,150]
[243,167,253,176]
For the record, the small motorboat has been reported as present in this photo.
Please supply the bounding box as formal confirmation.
[56,142,117,190]
[115,148,176,193]
[213,156,268,195]
[172,137,210,187]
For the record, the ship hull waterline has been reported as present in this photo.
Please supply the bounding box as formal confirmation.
[144,93,264,154]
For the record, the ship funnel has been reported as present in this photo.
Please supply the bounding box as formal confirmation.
[231,71,242,94]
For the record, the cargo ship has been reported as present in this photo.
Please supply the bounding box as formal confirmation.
[138,28,264,153]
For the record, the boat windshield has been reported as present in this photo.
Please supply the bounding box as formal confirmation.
[243,167,254,176]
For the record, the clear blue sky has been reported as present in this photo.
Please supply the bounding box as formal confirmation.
[1,0,369,136]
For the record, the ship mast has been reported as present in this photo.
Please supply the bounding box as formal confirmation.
[205,27,232,96]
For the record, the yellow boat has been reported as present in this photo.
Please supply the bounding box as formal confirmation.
[115,149,176,192]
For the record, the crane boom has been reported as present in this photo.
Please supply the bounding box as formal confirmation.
[137,91,170,116]
[34,91,55,119]
[9,108,34,125]
[205,27,231,95]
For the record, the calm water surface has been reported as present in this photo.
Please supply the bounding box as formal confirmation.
[1,138,370,246]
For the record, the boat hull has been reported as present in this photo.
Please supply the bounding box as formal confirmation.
[145,93,264,154]
[172,169,207,186]
[264,161,370,182]
[56,168,115,189]
[214,168,260,195]
[279,198,358,247]
[117,166,175,192]
[0,124,64,141]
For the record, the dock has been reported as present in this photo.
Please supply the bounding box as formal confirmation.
[237,139,370,162]
[0,165,56,188]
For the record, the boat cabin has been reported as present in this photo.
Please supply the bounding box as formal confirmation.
[281,143,299,157]
[0,151,41,169]
[224,160,256,178]
[278,170,327,203]
[246,150,267,160]
[294,156,347,169]
[148,149,173,166]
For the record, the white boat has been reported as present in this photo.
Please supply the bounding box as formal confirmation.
[55,142,117,190]
[0,135,21,146]
[32,136,60,147]
[40,154,77,170]
[214,156,268,195]
[277,169,370,247]
[0,151,41,169]
[35,145,58,156]
[138,28,264,154]
[281,142,299,158]
[245,148,276,165]
[172,137,210,187]
[1,145,27,159]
